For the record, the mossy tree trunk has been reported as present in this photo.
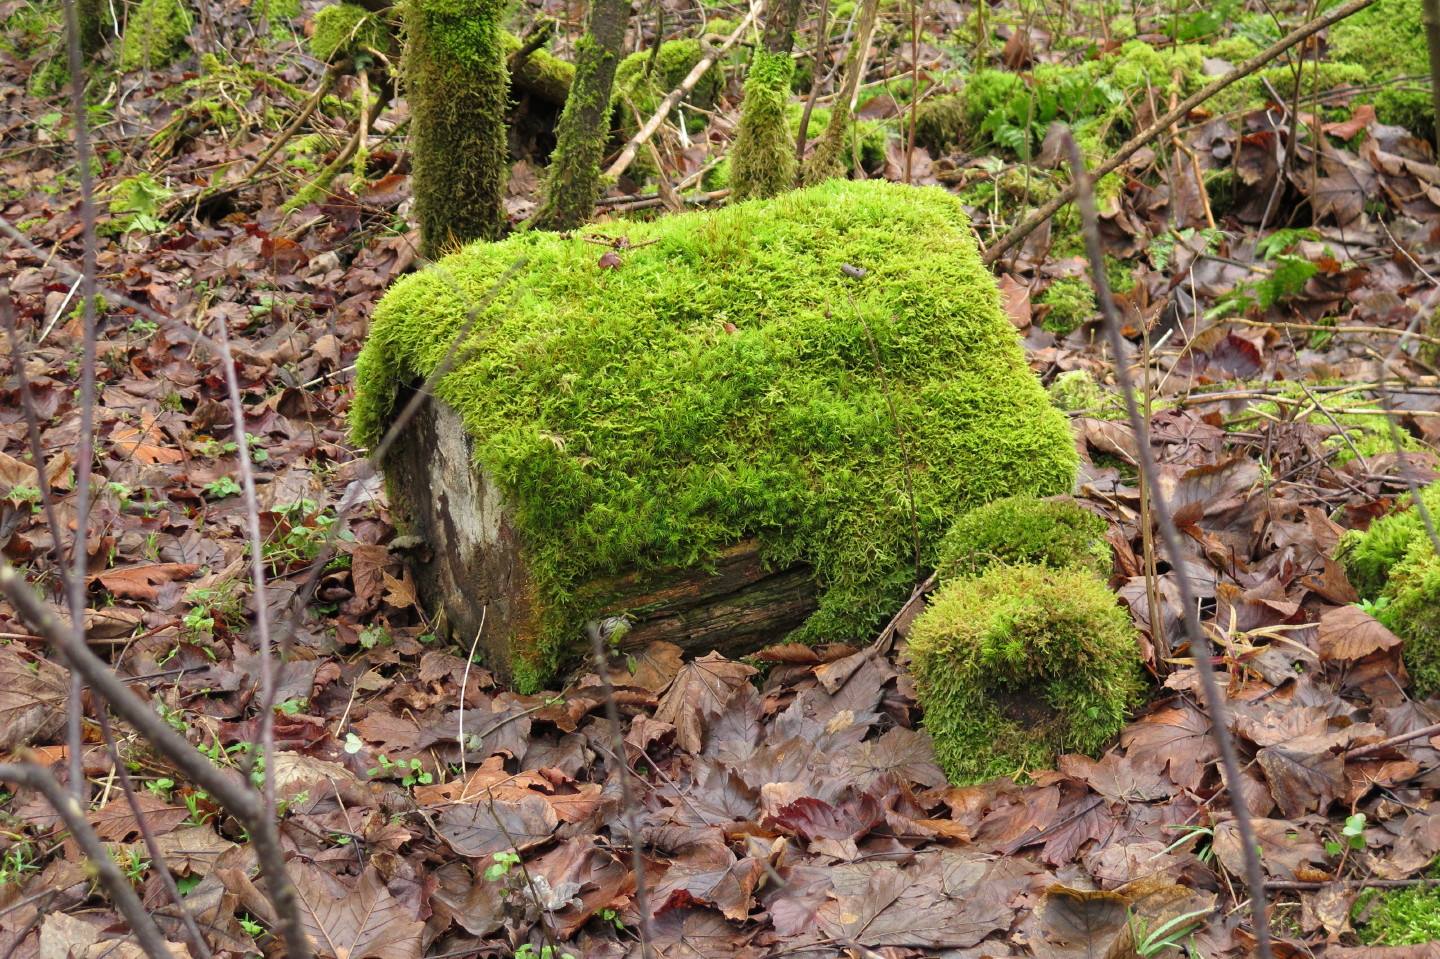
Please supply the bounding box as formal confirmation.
[532,0,629,231]
[729,0,805,201]
[802,0,878,185]
[405,0,509,258]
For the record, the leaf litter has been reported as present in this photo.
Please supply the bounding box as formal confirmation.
[5,0,1440,956]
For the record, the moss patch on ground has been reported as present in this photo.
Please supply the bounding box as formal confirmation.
[1331,0,1433,138]
[1356,864,1440,945]
[352,180,1077,689]
[908,562,1143,785]
[936,495,1111,581]
[1339,482,1440,698]
[614,39,723,135]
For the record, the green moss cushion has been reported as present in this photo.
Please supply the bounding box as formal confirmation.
[908,563,1143,785]
[352,179,1077,686]
[937,495,1110,582]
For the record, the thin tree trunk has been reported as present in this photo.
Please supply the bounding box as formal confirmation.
[406,0,509,258]
[1424,0,1440,153]
[532,0,630,230]
[801,0,878,185]
[730,0,806,200]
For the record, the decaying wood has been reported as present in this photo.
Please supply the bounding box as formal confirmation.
[385,395,818,677]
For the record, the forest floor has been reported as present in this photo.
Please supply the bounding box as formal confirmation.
[4,0,1440,957]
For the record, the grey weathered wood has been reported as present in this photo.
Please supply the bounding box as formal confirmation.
[385,396,818,677]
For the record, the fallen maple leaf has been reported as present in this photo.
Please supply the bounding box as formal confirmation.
[654,652,757,753]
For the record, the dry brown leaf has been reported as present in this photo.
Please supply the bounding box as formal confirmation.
[1318,605,1403,661]
[654,652,757,753]
[293,864,423,959]
[94,563,200,602]
[0,642,67,750]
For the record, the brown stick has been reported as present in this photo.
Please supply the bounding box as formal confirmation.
[982,0,1381,266]
[0,762,174,959]
[605,6,762,180]
[1065,131,1274,959]
[242,67,337,180]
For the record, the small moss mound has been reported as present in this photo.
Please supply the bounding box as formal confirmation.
[309,3,393,62]
[352,180,1077,688]
[1048,369,1109,414]
[120,0,192,71]
[912,93,967,152]
[908,563,1144,785]
[1338,483,1440,697]
[936,496,1111,582]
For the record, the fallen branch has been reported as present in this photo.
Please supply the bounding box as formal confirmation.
[604,4,763,180]
[982,0,1381,266]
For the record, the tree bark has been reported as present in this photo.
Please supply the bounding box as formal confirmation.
[532,0,630,230]
[801,0,879,184]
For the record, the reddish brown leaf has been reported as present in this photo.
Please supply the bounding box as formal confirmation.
[94,563,199,601]
[432,794,558,858]
[88,794,190,841]
[654,652,757,753]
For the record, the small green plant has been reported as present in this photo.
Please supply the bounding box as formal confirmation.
[110,847,151,887]
[276,697,307,715]
[104,173,174,235]
[599,908,624,931]
[238,914,265,938]
[203,476,242,499]
[183,581,245,637]
[1326,813,1368,856]
[7,485,41,513]
[0,839,43,885]
[1155,824,1215,865]
[368,754,433,788]
[180,791,215,827]
[513,946,575,959]
[484,851,520,882]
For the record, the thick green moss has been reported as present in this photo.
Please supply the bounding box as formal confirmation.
[533,0,626,232]
[1338,482,1440,697]
[1037,276,1094,336]
[729,50,797,201]
[937,496,1110,582]
[614,39,723,136]
[909,563,1144,785]
[1357,867,1440,945]
[352,180,1078,688]
[1330,0,1428,136]
[310,3,392,62]
[120,0,192,71]
[404,0,508,257]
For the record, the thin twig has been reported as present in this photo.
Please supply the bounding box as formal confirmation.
[1064,131,1274,959]
[0,762,174,959]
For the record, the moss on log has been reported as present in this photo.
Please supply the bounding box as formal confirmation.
[352,180,1077,689]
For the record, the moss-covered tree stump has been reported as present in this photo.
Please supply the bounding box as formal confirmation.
[352,180,1077,690]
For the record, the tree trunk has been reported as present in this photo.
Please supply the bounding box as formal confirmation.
[802,0,878,185]
[385,398,819,682]
[532,0,630,231]
[729,0,805,200]
[405,0,509,258]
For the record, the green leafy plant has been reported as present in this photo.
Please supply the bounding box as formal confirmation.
[202,476,242,499]
[1327,813,1368,856]
[484,851,520,882]
[513,946,575,959]
[368,754,433,788]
